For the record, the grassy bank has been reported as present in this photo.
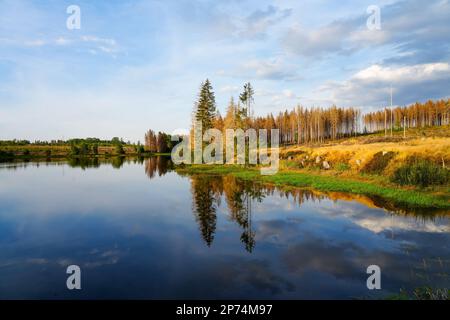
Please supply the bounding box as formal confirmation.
[176,165,450,211]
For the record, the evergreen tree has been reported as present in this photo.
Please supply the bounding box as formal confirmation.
[195,79,216,131]
[239,82,254,119]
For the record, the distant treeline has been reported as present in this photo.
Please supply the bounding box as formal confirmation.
[0,137,134,146]
[0,137,152,158]
[1,135,177,157]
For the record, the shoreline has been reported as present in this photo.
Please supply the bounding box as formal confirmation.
[175,164,450,211]
[1,154,448,211]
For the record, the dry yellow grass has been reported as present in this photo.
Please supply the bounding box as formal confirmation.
[282,137,450,175]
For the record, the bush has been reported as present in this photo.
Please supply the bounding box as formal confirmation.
[115,144,125,155]
[362,151,396,174]
[0,150,14,158]
[283,160,302,169]
[79,143,89,155]
[391,159,449,187]
[92,144,99,155]
[335,163,350,172]
[70,145,80,155]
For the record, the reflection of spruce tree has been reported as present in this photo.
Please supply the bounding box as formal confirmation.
[191,176,218,247]
[240,193,255,253]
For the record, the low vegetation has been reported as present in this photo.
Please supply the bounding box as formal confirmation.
[392,159,449,187]
[387,287,449,300]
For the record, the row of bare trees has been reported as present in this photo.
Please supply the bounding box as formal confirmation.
[211,98,361,145]
[363,99,450,133]
[212,98,449,144]
[190,80,449,145]
[144,130,172,153]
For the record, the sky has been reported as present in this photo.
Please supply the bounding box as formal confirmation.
[0,0,449,142]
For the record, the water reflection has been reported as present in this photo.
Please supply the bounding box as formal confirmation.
[182,173,449,253]
[0,158,448,299]
[144,156,172,178]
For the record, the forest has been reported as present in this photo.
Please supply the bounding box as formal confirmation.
[188,79,450,146]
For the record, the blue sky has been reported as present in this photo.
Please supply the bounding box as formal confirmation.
[0,0,449,142]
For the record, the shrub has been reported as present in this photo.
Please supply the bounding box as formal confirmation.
[92,144,99,155]
[79,143,89,155]
[0,150,14,158]
[135,145,145,154]
[283,160,302,169]
[115,144,125,155]
[391,159,449,187]
[335,163,350,172]
[362,151,396,174]
[70,145,80,155]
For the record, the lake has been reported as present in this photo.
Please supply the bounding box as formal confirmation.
[0,157,448,299]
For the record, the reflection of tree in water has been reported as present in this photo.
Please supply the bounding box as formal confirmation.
[67,156,126,169]
[190,176,220,247]
[65,155,173,173]
[190,175,267,252]
[144,156,172,179]
[222,176,266,253]
[189,175,340,253]
[67,157,100,169]
[111,157,125,169]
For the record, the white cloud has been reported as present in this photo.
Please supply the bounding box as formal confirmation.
[318,62,450,107]
[0,35,119,56]
[239,5,292,40]
[55,37,72,46]
[283,21,354,57]
[81,36,117,47]
[282,0,450,63]
[219,85,239,94]
[238,58,300,80]
[24,39,46,47]
[353,63,450,82]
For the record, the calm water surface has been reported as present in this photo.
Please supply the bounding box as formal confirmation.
[0,157,449,299]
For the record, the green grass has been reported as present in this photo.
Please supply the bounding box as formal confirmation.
[176,165,450,210]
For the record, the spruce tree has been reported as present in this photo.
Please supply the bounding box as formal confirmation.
[239,82,254,119]
[195,79,216,131]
